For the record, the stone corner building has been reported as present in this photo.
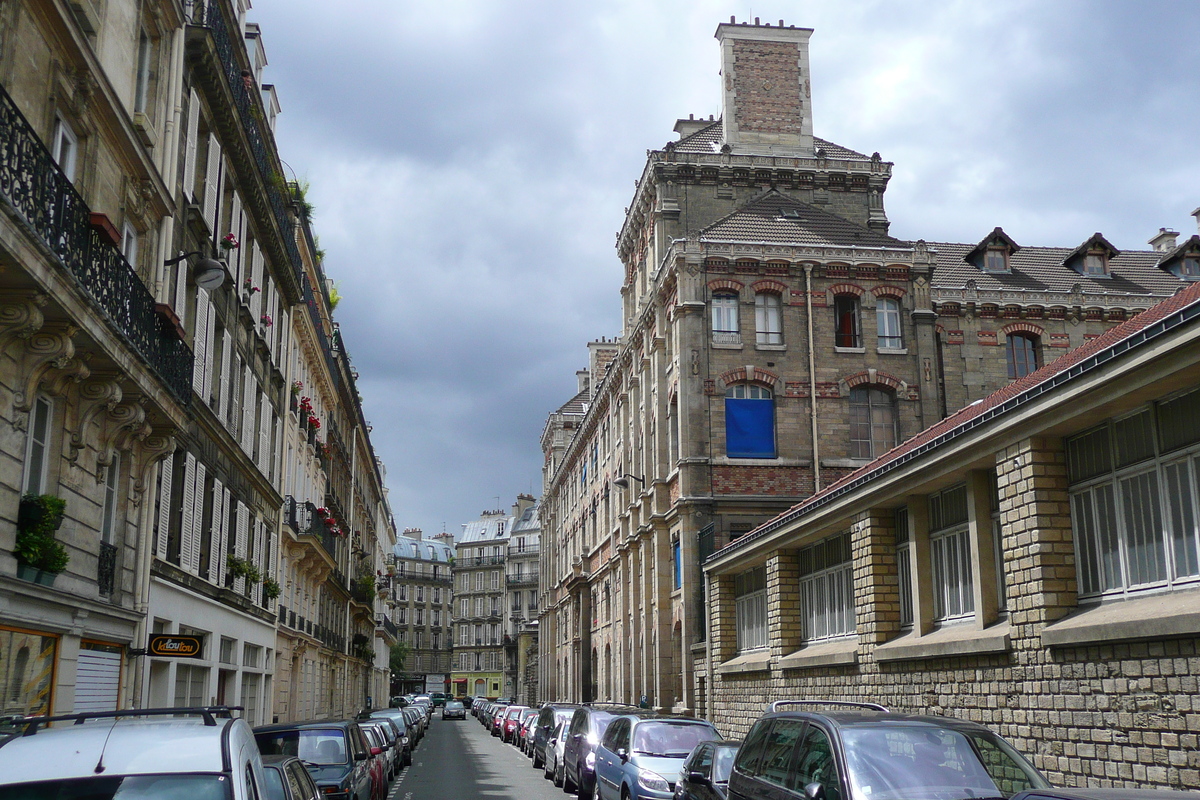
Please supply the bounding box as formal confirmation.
[537,15,1200,775]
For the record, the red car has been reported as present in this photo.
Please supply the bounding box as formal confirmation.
[501,705,529,742]
[517,709,539,752]
[360,724,388,800]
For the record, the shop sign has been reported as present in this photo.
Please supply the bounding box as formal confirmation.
[147,635,203,658]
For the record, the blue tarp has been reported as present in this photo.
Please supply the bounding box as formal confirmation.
[726,398,775,458]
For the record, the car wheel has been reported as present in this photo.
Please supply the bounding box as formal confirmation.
[554,760,564,787]
[563,762,576,793]
[578,775,594,800]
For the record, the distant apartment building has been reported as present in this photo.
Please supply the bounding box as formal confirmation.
[504,499,540,702]
[386,529,454,695]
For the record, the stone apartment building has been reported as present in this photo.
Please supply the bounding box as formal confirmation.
[0,0,393,724]
[537,17,1196,720]
[386,528,454,696]
[504,499,540,703]
[703,269,1200,790]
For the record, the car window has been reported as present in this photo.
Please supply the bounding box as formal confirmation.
[840,727,1012,800]
[601,718,627,751]
[758,719,806,788]
[633,721,719,758]
[713,745,737,784]
[287,761,318,800]
[246,768,261,800]
[734,718,773,776]
[793,725,840,799]
[261,767,287,800]
[967,732,1045,796]
[686,743,713,776]
[256,729,348,765]
[570,711,586,736]
[590,712,616,740]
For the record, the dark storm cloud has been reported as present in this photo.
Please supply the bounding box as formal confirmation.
[247,0,1200,537]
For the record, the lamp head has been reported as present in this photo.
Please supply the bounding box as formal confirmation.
[194,257,226,291]
[613,477,629,489]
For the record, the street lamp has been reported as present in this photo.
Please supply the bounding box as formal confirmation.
[612,474,645,490]
[163,251,225,291]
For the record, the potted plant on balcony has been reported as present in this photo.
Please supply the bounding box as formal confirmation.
[15,494,69,586]
[263,577,281,601]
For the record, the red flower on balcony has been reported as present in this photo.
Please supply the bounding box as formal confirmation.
[316,506,329,517]
[308,415,321,430]
[221,232,241,250]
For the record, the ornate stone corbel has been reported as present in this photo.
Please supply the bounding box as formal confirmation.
[0,292,48,347]
[95,396,150,484]
[10,325,78,425]
[68,376,123,462]
[45,352,93,398]
[128,428,177,508]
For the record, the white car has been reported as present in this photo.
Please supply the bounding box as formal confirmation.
[543,720,570,786]
[0,707,265,798]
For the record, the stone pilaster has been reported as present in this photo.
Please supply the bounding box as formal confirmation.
[768,550,802,657]
[851,509,901,647]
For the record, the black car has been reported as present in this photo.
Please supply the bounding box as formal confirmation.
[675,740,740,800]
[530,703,582,770]
[727,701,1049,800]
[561,704,641,800]
[254,720,375,800]
[261,754,322,800]
[364,711,412,766]
[1011,791,1200,800]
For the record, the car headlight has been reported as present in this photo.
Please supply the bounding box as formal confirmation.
[585,751,596,769]
[638,770,671,793]
[401,736,409,745]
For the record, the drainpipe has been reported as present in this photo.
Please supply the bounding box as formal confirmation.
[131,460,162,709]
[805,266,821,493]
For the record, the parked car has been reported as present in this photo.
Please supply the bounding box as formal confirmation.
[502,705,531,742]
[431,692,447,707]
[531,703,582,769]
[545,720,571,785]
[254,720,375,800]
[518,708,540,753]
[365,711,412,766]
[562,705,641,800]
[461,696,475,710]
[594,711,722,800]
[443,700,467,720]
[0,707,266,799]
[262,754,323,800]
[674,740,740,800]
[402,706,426,742]
[727,701,1049,800]
[1010,791,1200,800]
[491,703,514,737]
[358,724,388,800]
[358,718,400,780]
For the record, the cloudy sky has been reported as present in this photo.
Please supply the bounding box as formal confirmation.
[248,0,1200,539]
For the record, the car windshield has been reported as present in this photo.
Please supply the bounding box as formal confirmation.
[633,722,719,758]
[713,745,738,783]
[256,728,348,765]
[4,774,232,800]
[446,702,463,710]
[840,727,1048,800]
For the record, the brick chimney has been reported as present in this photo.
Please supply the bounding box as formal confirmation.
[1149,228,1180,252]
[716,18,815,156]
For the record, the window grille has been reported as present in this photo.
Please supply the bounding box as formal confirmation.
[929,484,973,621]
[735,566,768,652]
[799,532,855,641]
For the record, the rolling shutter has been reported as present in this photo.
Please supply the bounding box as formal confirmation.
[74,646,122,714]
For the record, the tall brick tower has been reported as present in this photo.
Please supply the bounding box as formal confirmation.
[717,20,815,155]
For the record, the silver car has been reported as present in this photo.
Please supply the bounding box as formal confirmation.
[543,720,571,786]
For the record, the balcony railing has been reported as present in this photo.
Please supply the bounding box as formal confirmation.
[461,556,504,567]
[284,496,338,561]
[97,542,118,596]
[0,84,194,404]
[377,615,399,639]
[506,574,538,588]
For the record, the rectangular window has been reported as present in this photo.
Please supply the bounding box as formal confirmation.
[876,298,903,349]
[672,540,682,590]
[134,32,153,114]
[725,385,776,459]
[734,566,768,652]
[121,222,139,270]
[22,396,54,495]
[929,484,974,621]
[799,532,855,641]
[51,117,78,180]
[491,571,500,590]
[834,295,861,348]
[755,294,782,345]
[100,457,120,545]
[895,507,913,628]
[711,294,740,345]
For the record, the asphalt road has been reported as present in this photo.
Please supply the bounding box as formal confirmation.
[388,712,565,800]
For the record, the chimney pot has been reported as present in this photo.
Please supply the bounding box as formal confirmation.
[779,19,785,26]
[754,16,760,24]
[730,15,735,22]
[1149,227,1181,253]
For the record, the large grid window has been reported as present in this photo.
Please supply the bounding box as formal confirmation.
[1068,391,1200,598]
[929,484,974,621]
[799,532,854,642]
[834,295,861,348]
[712,293,740,344]
[735,566,767,653]
[849,388,897,460]
[725,384,775,459]
[755,293,782,345]
[876,297,903,349]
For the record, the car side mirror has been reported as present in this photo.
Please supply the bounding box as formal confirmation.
[805,782,827,800]
[355,752,368,761]
[688,771,711,787]
[371,746,382,756]
[617,748,629,764]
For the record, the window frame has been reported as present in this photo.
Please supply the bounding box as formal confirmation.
[1005,333,1041,379]
[755,292,783,346]
[734,566,768,653]
[834,294,861,349]
[51,116,78,180]
[798,532,855,643]
[848,387,898,460]
[724,383,776,459]
[22,396,54,495]
[712,293,741,345]
[928,484,974,623]
[875,296,903,350]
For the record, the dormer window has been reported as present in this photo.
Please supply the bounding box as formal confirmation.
[985,247,1008,272]
[1182,257,1200,279]
[1084,251,1107,276]
[1065,233,1118,278]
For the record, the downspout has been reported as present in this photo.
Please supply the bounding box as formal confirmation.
[155,26,187,299]
[805,266,821,493]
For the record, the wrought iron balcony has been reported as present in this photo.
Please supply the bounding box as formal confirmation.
[506,573,538,588]
[377,615,399,639]
[285,496,338,561]
[0,84,194,405]
[97,542,118,596]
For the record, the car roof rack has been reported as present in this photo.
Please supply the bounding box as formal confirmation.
[11,706,245,737]
[768,700,888,713]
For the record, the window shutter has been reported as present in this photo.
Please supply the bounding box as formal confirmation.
[155,454,174,559]
[250,244,263,319]
[241,368,255,453]
[203,307,216,404]
[229,193,243,282]
[182,89,200,203]
[250,518,262,605]
[228,356,241,435]
[211,479,226,586]
[179,453,197,572]
[217,332,232,421]
[258,400,271,474]
[188,461,205,576]
[203,136,222,232]
[190,289,211,400]
[234,501,249,594]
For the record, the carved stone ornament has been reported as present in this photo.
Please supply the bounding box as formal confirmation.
[9,325,78,423]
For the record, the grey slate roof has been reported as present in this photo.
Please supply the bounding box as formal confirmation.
[393,535,454,563]
[512,501,540,534]
[930,241,1183,296]
[459,515,512,545]
[555,388,590,416]
[701,191,905,248]
[671,120,870,161]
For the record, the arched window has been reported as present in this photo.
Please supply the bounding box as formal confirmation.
[711,294,739,344]
[834,295,861,348]
[725,384,775,458]
[876,297,903,349]
[849,387,897,459]
[1006,333,1040,378]
[755,293,782,345]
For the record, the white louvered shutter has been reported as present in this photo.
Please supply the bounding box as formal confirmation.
[215,488,230,587]
[251,519,263,605]
[229,194,243,282]
[258,401,271,474]
[228,356,242,435]
[250,245,263,319]
[174,261,188,328]
[203,300,216,402]
[191,289,210,398]
[235,501,249,594]
[155,454,174,559]
[188,461,205,575]
[179,453,197,572]
[203,136,222,231]
[210,477,224,583]
[182,89,200,203]
[241,368,256,453]
[217,331,232,421]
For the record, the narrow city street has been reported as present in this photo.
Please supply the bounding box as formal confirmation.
[390,715,561,800]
